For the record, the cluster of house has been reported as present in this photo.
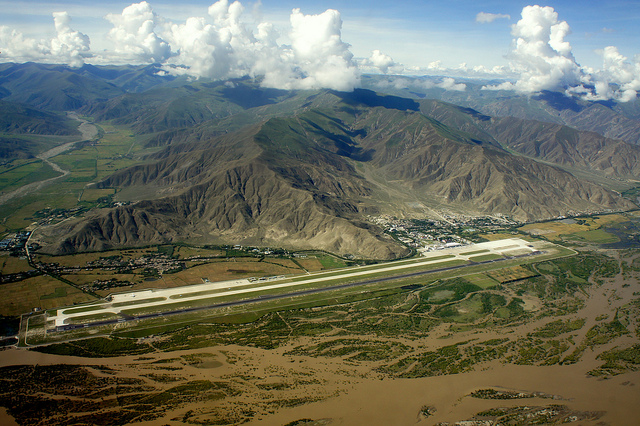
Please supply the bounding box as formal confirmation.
[0,231,31,251]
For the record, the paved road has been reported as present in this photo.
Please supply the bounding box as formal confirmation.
[53,252,537,333]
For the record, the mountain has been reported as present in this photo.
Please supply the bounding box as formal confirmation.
[419,99,640,179]
[361,75,640,146]
[0,63,124,111]
[0,100,79,135]
[1,64,637,258]
[35,116,408,259]
[81,79,300,135]
[33,89,636,258]
[0,99,80,163]
[0,136,37,160]
[74,63,179,93]
[0,62,182,112]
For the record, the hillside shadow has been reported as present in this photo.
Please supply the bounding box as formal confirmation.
[456,106,492,121]
[333,89,420,112]
[221,85,292,109]
[302,115,374,161]
[534,90,584,113]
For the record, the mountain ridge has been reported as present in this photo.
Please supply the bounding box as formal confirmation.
[34,96,636,258]
[2,64,636,258]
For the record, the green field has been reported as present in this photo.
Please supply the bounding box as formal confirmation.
[469,253,504,262]
[0,122,156,230]
[464,273,500,289]
[563,228,620,244]
[0,160,62,193]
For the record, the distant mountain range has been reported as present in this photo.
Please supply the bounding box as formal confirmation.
[361,74,640,146]
[3,63,639,258]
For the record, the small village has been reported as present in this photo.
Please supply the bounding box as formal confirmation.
[368,214,521,250]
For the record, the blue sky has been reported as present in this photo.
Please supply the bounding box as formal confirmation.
[0,0,639,100]
[1,0,637,70]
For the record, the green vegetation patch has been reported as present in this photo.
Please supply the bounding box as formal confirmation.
[471,404,604,425]
[32,336,153,357]
[287,338,411,361]
[0,160,62,193]
[590,344,640,376]
[471,388,554,400]
[562,228,619,244]
[459,249,490,256]
[532,318,585,338]
[382,340,510,378]
[315,254,348,270]
[61,304,105,315]
[509,338,570,365]
[66,312,119,324]
[464,273,499,289]
[40,287,68,300]
[469,253,504,262]
[417,278,481,307]
[111,297,166,307]
[583,317,629,347]
[433,292,507,323]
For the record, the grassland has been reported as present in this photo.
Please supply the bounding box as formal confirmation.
[519,213,629,244]
[0,253,32,274]
[0,275,95,316]
[78,187,115,202]
[464,273,500,289]
[0,160,62,193]
[173,246,225,259]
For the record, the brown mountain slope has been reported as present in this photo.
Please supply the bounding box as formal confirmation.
[34,94,636,257]
[420,99,640,179]
[489,117,640,177]
[35,123,407,259]
[341,106,633,219]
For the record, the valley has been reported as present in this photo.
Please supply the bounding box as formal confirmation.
[0,63,640,425]
[1,231,639,425]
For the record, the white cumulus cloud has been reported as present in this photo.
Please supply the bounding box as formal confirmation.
[50,12,91,67]
[130,1,360,91]
[359,50,399,74]
[163,16,234,78]
[0,27,49,63]
[373,76,466,92]
[436,77,466,91]
[105,1,171,63]
[481,5,638,102]
[0,12,90,66]
[588,46,640,102]
[274,8,359,91]
[503,5,585,93]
